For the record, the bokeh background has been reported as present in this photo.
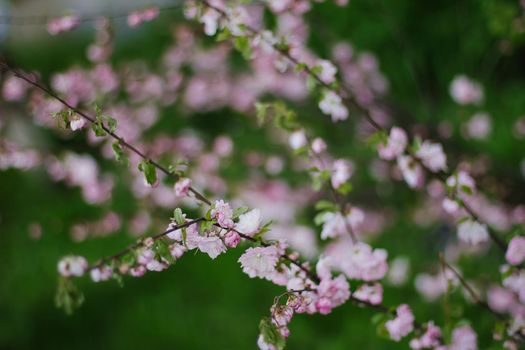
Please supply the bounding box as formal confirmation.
[1,0,525,349]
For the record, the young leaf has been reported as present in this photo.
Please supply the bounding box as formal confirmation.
[55,277,85,315]
[259,317,286,350]
[138,160,157,186]
[112,141,129,166]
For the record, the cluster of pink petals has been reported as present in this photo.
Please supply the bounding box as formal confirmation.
[506,236,525,266]
[449,75,484,106]
[457,219,489,245]
[127,7,160,28]
[47,15,80,35]
[58,256,88,277]
[385,304,415,341]
[319,91,349,122]
[174,178,192,198]
[352,283,383,305]
[211,199,235,228]
[409,322,442,349]
[238,245,281,280]
[236,208,262,236]
[331,159,353,189]
[415,141,447,173]
[326,241,388,281]
[378,127,408,161]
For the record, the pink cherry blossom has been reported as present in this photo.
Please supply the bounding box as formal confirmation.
[127,7,160,28]
[47,15,81,35]
[319,91,348,122]
[353,283,383,305]
[238,245,280,279]
[317,59,338,84]
[174,177,192,198]
[224,231,241,248]
[311,137,327,154]
[415,141,447,172]
[198,236,226,259]
[457,219,489,245]
[90,266,113,282]
[449,75,483,105]
[506,236,525,266]
[236,208,261,236]
[70,117,86,131]
[211,199,234,228]
[397,155,424,188]
[409,322,442,349]
[385,304,415,341]
[378,127,408,160]
[315,275,350,314]
[57,255,88,277]
[331,159,353,189]
[449,325,477,350]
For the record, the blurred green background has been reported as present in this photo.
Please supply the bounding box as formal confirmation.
[1,0,525,349]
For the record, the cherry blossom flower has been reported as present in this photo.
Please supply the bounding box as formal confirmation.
[57,255,88,277]
[409,322,441,349]
[446,171,476,195]
[90,266,113,282]
[397,155,423,188]
[378,127,408,160]
[289,130,307,150]
[311,137,327,154]
[449,75,483,105]
[415,141,447,172]
[315,275,350,314]
[353,283,383,305]
[174,178,192,198]
[198,236,226,259]
[449,325,477,350]
[457,219,489,245]
[69,116,86,131]
[319,91,348,122]
[506,236,525,266]
[224,231,241,248]
[316,59,338,84]
[236,208,261,236]
[239,245,280,279]
[385,304,415,341]
[211,199,234,228]
[331,159,353,189]
[47,15,80,35]
[127,7,160,28]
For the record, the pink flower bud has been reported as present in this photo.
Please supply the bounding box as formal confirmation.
[224,231,241,248]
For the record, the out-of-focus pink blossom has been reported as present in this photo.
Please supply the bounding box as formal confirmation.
[506,236,525,266]
[385,304,414,341]
[457,219,489,245]
[127,7,159,28]
[378,127,407,160]
[449,75,483,105]
[47,15,80,35]
[416,140,447,172]
[58,255,88,277]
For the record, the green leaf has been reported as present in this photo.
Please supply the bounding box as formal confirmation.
[55,277,85,315]
[138,160,157,186]
[335,182,353,195]
[233,36,252,60]
[173,208,185,225]
[112,141,129,166]
[259,317,286,350]
[315,200,337,211]
[233,206,249,219]
[314,211,328,226]
[216,28,231,41]
[366,130,388,148]
[154,239,174,264]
